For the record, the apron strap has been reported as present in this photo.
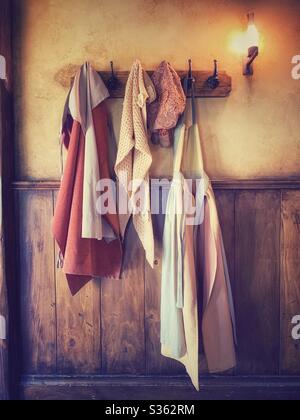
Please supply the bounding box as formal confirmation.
[191,80,197,125]
[173,78,198,176]
[182,77,197,124]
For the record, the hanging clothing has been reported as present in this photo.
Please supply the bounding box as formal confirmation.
[69,63,115,241]
[161,167,200,390]
[161,91,200,390]
[161,80,236,390]
[52,63,122,295]
[148,61,186,148]
[115,60,156,267]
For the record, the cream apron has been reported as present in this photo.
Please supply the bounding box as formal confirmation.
[161,80,236,391]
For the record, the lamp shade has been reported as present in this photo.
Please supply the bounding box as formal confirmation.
[245,13,259,50]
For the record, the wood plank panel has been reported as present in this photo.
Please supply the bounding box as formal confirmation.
[281,191,300,374]
[235,191,281,375]
[145,213,184,375]
[56,272,101,375]
[56,275,101,374]
[215,191,235,292]
[17,190,56,374]
[214,190,236,375]
[55,196,101,374]
[101,220,145,374]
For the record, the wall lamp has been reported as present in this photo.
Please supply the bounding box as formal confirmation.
[243,12,259,76]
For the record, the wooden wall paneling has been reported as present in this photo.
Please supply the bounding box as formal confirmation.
[145,213,185,375]
[235,191,281,375]
[281,191,300,374]
[101,220,146,374]
[54,193,102,375]
[10,182,300,384]
[0,0,15,401]
[18,190,57,374]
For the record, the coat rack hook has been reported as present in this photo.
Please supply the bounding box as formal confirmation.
[188,59,192,79]
[110,61,114,75]
[107,60,120,91]
[206,59,220,90]
[187,58,195,89]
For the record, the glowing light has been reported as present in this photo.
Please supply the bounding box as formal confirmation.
[245,22,259,50]
[229,13,260,55]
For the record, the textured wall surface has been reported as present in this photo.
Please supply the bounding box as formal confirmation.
[13,0,300,180]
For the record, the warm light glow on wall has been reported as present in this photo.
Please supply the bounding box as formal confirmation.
[229,31,247,55]
[229,14,260,55]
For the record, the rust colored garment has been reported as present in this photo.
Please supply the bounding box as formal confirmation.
[52,103,123,295]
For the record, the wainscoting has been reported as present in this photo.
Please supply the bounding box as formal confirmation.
[12,180,300,400]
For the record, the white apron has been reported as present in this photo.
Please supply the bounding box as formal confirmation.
[161,80,236,391]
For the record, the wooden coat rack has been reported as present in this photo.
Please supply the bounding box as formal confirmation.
[63,61,232,98]
[98,70,232,98]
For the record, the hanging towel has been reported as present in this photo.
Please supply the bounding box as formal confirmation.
[148,61,186,148]
[115,60,156,267]
[161,79,236,390]
[52,63,123,295]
